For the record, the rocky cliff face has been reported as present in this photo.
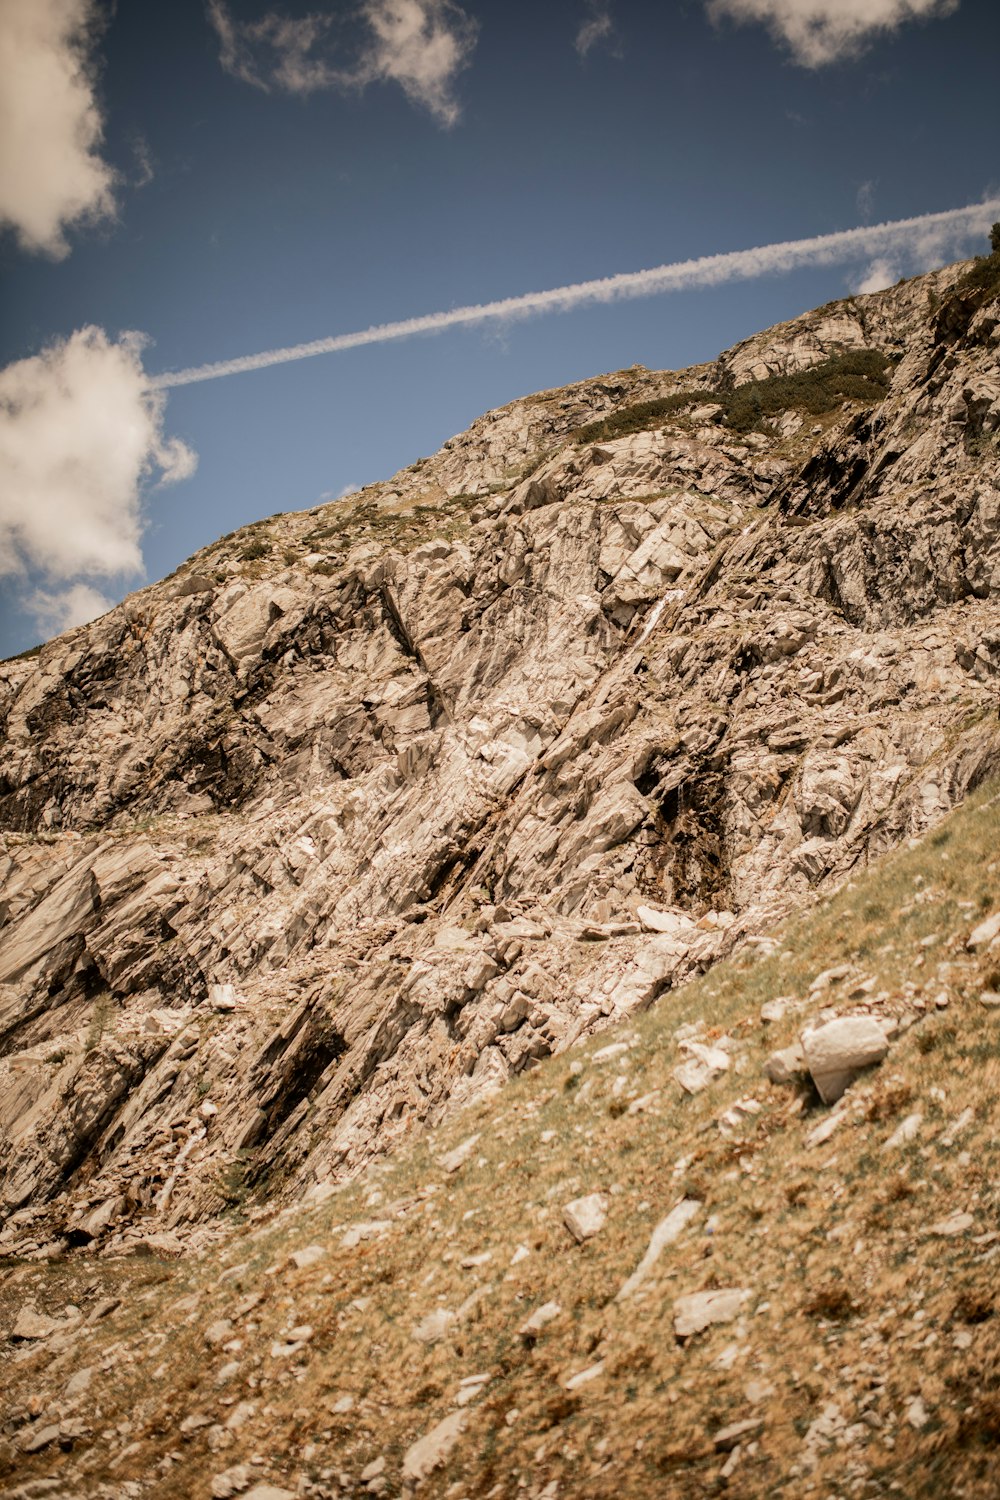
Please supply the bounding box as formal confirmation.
[1,258,998,1258]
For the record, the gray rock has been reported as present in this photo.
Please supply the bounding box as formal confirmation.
[905,1395,930,1430]
[883,1112,923,1149]
[764,1043,808,1085]
[210,1465,253,1498]
[413,1307,456,1345]
[674,1287,752,1338]
[341,1220,390,1249]
[439,1134,481,1174]
[801,1016,889,1103]
[287,1244,326,1270]
[713,1416,764,1452]
[11,1306,61,1340]
[808,965,851,995]
[64,1366,93,1397]
[967,911,1000,948]
[208,983,239,1011]
[616,1198,701,1301]
[635,905,695,936]
[17,1422,61,1454]
[562,1192,608,1242]
[402,1410,466,1482]
[518,1300,561,1337]
[925,1211,974,1237]
[674,1041,730,1094]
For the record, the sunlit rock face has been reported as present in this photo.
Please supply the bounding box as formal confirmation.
[2,259,999,1257]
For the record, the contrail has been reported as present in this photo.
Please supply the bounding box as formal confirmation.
[151,200,1000,389]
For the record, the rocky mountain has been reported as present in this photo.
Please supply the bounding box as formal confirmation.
[1,250,999,1279]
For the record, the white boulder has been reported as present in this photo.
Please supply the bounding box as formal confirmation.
[801,1015,889,1103]
[673,1287,752,1338]
[563,1193,608,1242]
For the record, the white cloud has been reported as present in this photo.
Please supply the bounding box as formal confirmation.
[0,0,117,258]
[575,3,614,57]
[153,198,1000,389]
[856,179,876,220]
[129,132,155,190]
[206,1,338,92]
[25,582,115,637]
[362,0,477,125]
[705,0,960,68]
[0,327,197,595]
[854,256,898,293]
[207,0,478,125]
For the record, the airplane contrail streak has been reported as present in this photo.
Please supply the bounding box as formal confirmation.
[150,200,1000,389]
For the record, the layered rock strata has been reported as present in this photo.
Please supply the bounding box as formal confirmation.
[1,260,998,1255]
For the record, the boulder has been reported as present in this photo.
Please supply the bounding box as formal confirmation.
[674,1041,730,1094]
[402,1410,466,1482]
[674,1287,752,1338]
[968,911,1000,949]
[801,1015,889,1103]
[636,904,695,936]
[11,1306,61,1340]
[439,1134,481,1174]
[210,1466,253,1499]
[518,1301,561,1337]
[287,1245,326,1271]
[563,1192,608,1242]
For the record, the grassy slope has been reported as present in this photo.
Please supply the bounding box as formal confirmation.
[3,785,1000,1499]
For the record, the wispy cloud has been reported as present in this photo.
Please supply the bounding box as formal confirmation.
[207,1,339,93]
[25,582,115,637]
[207,0,478,125]
[0,328,196,636]
[705,0,960,68]
[0,0,117,258]
[853,256,899,294]
[856,179,876,220]
[575,2,615,58]
[152,199,1000,389]
[364,0,477,123]
[128,132,156,190]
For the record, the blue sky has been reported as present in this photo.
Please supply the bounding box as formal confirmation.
[1,0,998,657]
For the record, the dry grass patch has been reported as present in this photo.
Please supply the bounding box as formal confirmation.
[4,784,1000,1496]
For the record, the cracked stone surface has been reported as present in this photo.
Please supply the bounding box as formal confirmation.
[1,259,999,1256]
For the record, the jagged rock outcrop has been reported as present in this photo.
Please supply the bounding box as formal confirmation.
[1,257,998,1256]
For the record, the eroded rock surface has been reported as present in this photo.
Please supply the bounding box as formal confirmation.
[1,260,999,1254]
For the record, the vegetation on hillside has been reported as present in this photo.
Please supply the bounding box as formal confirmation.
[573,390,719,445]
[574,350,895,446]
[0,642,42,666]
